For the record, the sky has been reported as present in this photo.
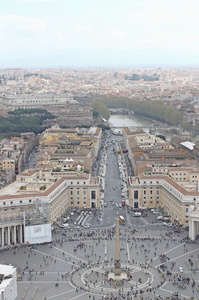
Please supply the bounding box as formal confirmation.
[1,0,199,68]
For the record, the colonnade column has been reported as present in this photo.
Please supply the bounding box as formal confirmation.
[193,221,197,240]
[189,220,193,240]
[0,223,23,248]
[20,225,23,243]
[4,228,8,245]
[7,226,10,246]
[1,228,4,247]
[13,225,16,244]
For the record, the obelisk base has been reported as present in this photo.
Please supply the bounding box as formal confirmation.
[108,271,128,281]
[114,260,121,275]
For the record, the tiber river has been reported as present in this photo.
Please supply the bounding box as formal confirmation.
[108,114,156,133]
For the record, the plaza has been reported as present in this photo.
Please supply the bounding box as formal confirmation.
[1,222,199,300]
[1,131,199,300]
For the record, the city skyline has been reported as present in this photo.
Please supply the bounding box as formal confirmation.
[1,0,199,68]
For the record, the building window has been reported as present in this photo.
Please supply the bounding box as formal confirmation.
[77,202,80,204]
[71,191,73,195]
[10,201,13,204]
[29,200,31,203]
[150,190,153,195]
[20,200,22,203]
[3,202,6,205]
[77,191,79,195]
[134,190,138,199]
[77,182,79,185]
[144,190,146,195]
[91,191,96,200]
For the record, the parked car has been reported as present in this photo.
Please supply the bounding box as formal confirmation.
[134,212,141,217]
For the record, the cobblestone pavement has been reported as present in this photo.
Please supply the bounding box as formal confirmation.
[1,226,199,300]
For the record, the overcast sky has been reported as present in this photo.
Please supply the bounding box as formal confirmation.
[1,0,199,68]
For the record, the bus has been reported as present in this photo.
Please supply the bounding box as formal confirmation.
[119,216,125,225]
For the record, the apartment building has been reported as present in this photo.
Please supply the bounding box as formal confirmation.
[129,170,199,226]
[0,93,74,109]
[0,168,100,248]
[38,125,102,173]
[0,158,15,171]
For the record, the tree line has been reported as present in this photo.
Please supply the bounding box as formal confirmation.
[0,109,55,135]
[125,73,159,81]
[95,96,184,126]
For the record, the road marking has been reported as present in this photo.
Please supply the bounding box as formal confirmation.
[18,281,71,284]
[105,240,107,261]
[52,246,88,264]
[148,243,185,263]
[159,286,190,299]
[70,292,88,300]
[155,246,199,268]
[162,242,185,255]
[30,248,79,267]
[140,217,149,225]
[126,242,130,261]
[46,288,76,299]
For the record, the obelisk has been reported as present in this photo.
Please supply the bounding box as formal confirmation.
[114,216,121,276]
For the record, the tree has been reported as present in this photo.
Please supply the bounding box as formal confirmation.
[91,102,110,120]
[94,96,183,126]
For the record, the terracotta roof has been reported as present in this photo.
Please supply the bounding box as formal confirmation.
[139,173,199,196]
[18,170,37,176]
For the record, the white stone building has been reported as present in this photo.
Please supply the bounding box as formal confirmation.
[0,264,17,300]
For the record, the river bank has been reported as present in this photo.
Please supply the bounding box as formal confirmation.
[108,114,181,137]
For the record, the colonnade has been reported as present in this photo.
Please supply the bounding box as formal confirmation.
[0,223,24,247]
[189,217,199,240]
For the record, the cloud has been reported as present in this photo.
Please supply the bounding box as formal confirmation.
[76,26,92,35]
[18,0,56,2]
[0,25,3,36]
[108,29,126,39]
[55,30,69,39]
[0,15,47,33]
